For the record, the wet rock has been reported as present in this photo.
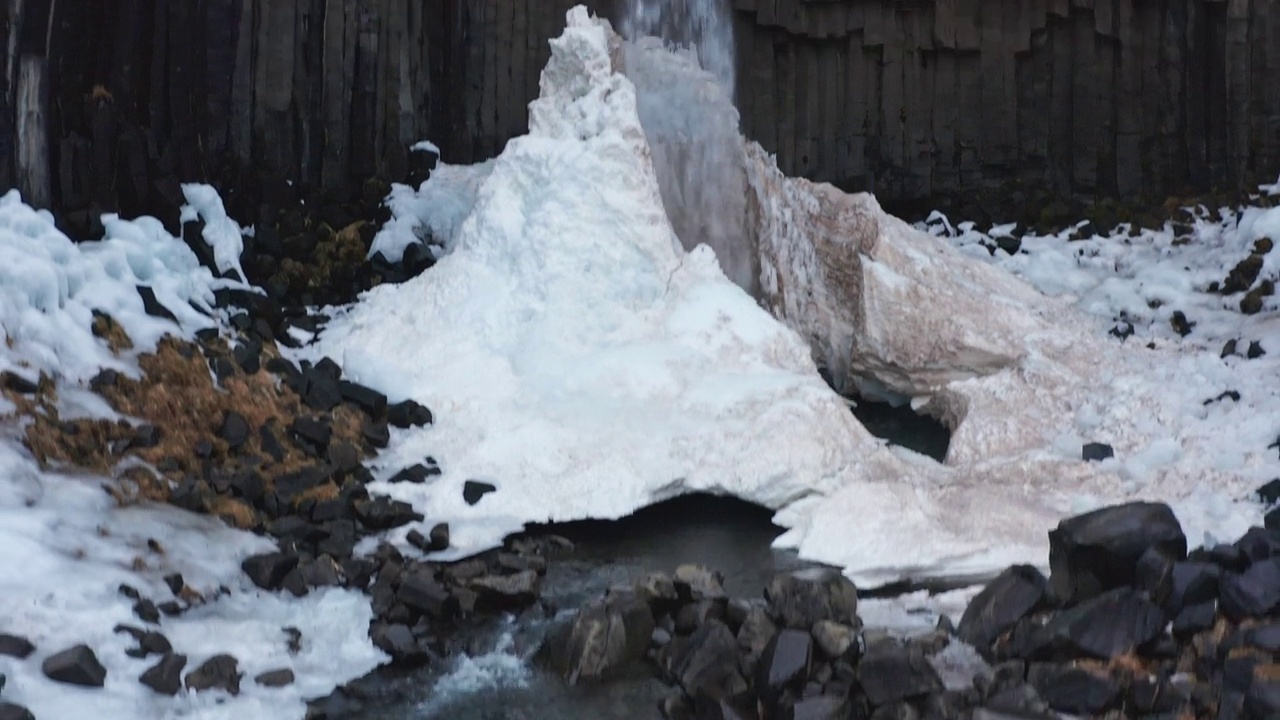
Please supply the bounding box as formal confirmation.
[462,480,496,506]
[354,496,423,530]
[139,653,187,695]
[1081,442,1114,461]
[255,668,295,687]
[41,644,107,687]
[469,570,541,611]
[1220,556,1280,619]
[675,599,725,634]
[1047,501,1186,605]
[669,619,745,702]
[638,572,681,616]
[397,570,457,619]
[0,703,35,720]
[1026,663,1120,715]
[370,622,432,665]
[856,642,944,707]
[755,629,812,712]
[185,654,242,694]
[0,634,34,659]
[242,551,300,591]
[387,399,432,428]
[957,565,1047,659]
[1036,587,1165,659]
[339,381,387,418]
[673,565,728,603]
[812,620,859,660]
[305,688,366,719]
[557,591,655,683]
[736,604,778,675]
[692,693,758,720]
[765,568,858,630]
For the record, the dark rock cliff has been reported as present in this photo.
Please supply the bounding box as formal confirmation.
[1,0,1277,231]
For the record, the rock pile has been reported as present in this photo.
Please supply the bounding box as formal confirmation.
[540,497,1280,720]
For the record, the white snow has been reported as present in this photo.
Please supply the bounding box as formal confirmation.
[180,183,249,284]
[0,189,384,719]
[301,6,1276,591]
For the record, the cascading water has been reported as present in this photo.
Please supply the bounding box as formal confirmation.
[620,0,736,91]
[617,0,759,297]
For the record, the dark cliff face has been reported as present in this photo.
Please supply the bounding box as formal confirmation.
[2,0,1278,230]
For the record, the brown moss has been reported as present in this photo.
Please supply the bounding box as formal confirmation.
[296,481,341,505]
[91,312,133,354]
[206,496,259,530]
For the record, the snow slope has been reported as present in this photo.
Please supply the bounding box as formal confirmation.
[0,191,384,719]
[303,7,1274,587]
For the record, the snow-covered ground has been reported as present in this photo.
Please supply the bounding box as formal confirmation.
[1,5,1278,718]
[0,189,384,719]
[298,7,1277,589]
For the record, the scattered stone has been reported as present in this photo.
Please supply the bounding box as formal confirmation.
[139,653,187,695]
[462,480,497,506]
[428,523,450,552]
[242,551,301,591]
[397,570,456,618]
[0,634,35,659]
[390,463,438,484]
[1081,442,1114,461]
[114,624,173,657]
[1037,587,1166,659]
[1222,254,1264,294]
[41,644,107,687]
[1169,310,1194,336]
[301,372,342,412]
[1220,556,1280,619]
[1047,501,1186,605]
[386,399,432,428]
[1222,338,1239,357]
[1248,340,1267,358]
[354,496,422,530]
[133,598,161,624]
[137,285,178,323]
[185,653,242,695]
[255,668,295,687]
[131,423,162,449]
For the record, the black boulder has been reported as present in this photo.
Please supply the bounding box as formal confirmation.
[41,644,107,687]
[1047,501,1186,605]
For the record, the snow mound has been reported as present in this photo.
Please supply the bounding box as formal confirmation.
[0,191,385,719]
[302,7,1269,586]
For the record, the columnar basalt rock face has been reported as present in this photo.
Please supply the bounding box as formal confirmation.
[3,0,1277,230]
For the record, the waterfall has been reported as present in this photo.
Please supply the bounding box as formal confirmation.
[618,0,758,297]
[620,0,736,93]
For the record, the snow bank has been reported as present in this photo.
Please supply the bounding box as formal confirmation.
[0,190,384,718]
[303,7,1270,586]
